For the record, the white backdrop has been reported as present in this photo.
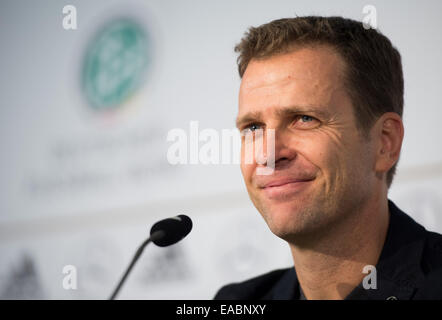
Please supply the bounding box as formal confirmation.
[0,0,441,299]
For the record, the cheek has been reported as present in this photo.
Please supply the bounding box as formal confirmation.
[312,134,372,186]
[240,161,254,185]
[294,135,331,165]
[294,132,347,176]
[240,141,257,183]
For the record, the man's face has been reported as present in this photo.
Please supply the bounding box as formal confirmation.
[237,46,377,242]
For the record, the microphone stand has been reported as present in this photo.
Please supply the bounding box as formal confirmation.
[109,230,165,300]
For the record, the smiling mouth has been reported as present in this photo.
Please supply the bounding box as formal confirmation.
[261,178,314,198]
[264,179,312,188]
[261,177,315,188]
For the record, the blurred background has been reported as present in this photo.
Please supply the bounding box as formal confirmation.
[0,0,441,299]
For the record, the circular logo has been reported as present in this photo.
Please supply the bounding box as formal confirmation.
[82,18,150,111]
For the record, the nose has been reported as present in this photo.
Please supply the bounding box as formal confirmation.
[257,129,297,171]
[274,131,297,170]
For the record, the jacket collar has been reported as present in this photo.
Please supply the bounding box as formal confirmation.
[270,200,428,300]
[347,200,427,300]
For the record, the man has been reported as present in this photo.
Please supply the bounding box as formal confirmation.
[214,16,442,300]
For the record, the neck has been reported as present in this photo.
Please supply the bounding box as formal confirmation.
[289,194,390,300]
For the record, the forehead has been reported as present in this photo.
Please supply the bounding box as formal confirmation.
[238,45,348,118]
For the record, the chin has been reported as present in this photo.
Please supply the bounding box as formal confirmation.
[259,200,312,238]
[249,185,325,238]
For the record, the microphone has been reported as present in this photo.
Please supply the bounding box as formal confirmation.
[109,214,192,300]
[150,214,193,246]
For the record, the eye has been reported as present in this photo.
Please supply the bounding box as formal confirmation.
[242,123,262,133]
[292,115,319,129]
[300,115,314,122]
[247,123,261,131]
[241,123,264,140]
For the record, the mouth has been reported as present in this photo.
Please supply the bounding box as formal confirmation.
[260,178,314,199]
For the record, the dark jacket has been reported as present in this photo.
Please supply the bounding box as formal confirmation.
[214,200,442,300]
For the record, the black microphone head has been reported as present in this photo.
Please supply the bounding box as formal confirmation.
[150,215,192,247]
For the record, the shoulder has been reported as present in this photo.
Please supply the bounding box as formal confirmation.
[213,268,293,300]
[421,230,442,276]
[423,230,442,264]
[388,200,442,275]
[414,230,442,298]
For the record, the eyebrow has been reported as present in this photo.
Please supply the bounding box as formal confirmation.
[235,105,330,129]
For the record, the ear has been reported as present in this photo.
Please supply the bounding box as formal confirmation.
[373,112,404,174]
